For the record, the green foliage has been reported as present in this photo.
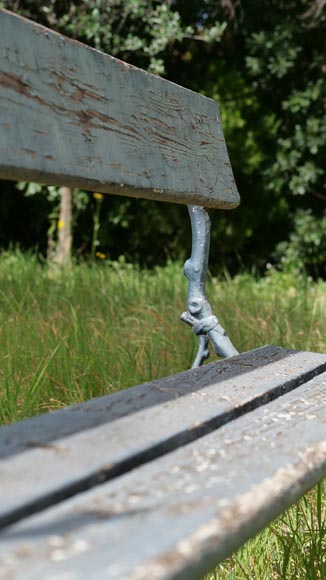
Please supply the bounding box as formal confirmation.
[245,10,325,202]
[275,209,326,279]
[0,0,325,274]
[200,1,325,273]
[55,0,189,75]
[246,26,302,80]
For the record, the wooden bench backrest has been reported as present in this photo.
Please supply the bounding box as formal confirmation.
[0,9,239,209]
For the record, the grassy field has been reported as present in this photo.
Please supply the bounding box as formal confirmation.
[0,250,325,578]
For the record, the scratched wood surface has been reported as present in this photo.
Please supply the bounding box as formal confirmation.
[0,10,239,209]
[1,346,326,529]
[0,373,325,580]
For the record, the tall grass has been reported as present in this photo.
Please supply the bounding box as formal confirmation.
[206,481,326,580]
[0,250,325,578]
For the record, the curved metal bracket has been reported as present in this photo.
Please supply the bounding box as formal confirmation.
[181,205,239,368]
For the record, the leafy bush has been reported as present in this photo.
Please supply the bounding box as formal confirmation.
[275,209,326,278]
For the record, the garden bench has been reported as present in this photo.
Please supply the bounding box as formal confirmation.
[0,9,325,580]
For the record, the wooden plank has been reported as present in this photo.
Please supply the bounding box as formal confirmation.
[1,346,326,528]
[0,345,312,458]
[0,374,325,580]
[0,10,239,209]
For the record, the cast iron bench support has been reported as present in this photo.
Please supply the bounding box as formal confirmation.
[182,205,238,367]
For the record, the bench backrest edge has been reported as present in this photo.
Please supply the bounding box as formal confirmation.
[0,10,240,209]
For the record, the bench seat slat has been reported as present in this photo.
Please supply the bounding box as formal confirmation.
[0,346,326,529]
[0,10,239,209]
[0,373,325,580]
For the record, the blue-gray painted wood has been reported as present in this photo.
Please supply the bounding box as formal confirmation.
[0,10,239,209]
[0,374,325,580]
[0,345,293,458]
[0,346,326,529]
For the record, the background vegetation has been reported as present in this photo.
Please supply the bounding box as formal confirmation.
[0,0,325,274]
[0,252,325,578]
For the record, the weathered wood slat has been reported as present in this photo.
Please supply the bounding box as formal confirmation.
[0,345,316,458]
[1,346,326,529]
[0,374,325,580]
[0,10,239,209]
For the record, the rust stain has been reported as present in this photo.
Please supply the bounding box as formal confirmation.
[70,80,108,103]
[88,109,131,131]
[75,109,94,140]
[134,113,176,133]
[116,59,133,73]
[25,440,65,452]
[147,127,185,149]
[73,107,142,143]
[50,70,66,97]
[0,70,51,109]
[51,71,108,104]
[33,129,48,136]
[71,86,85,103]
[22,148,37,157]
[110,163,130,171]
[0,70,31,96]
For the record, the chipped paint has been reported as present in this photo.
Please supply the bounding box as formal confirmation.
[0,10,240,208]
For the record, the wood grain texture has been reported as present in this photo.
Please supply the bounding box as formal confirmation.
[0,346,311,458]
[0,374,325,580]
[1,346,326,528]
[0,10,239,209]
